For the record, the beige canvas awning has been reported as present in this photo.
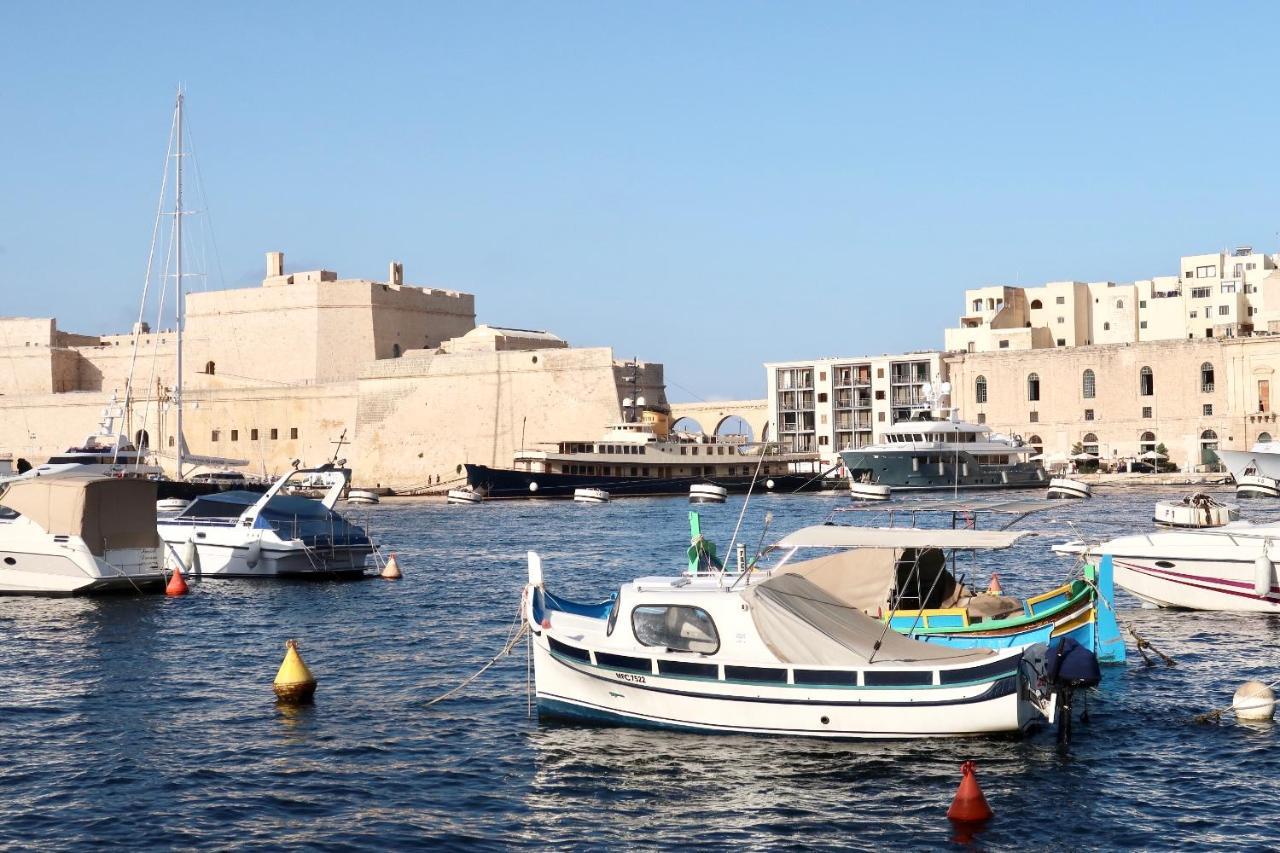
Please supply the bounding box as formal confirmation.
[774,525,1029,551]
[0,474,158,555]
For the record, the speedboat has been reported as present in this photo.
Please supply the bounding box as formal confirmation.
[157,464,374,579]
[524,525,1061,739]
[0,474,166,595]
[1055,522,1280,612]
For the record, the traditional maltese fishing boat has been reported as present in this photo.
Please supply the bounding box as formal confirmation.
[523,524,1062,739]
[825,499,1125,663]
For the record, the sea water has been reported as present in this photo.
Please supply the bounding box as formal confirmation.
[1,486,1278,849]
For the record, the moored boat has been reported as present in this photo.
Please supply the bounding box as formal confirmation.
[346,489,381,505]
[849,480,892,502]
[1236,474,1280,499]
[447,488,483,505]
[524,531,1060,738]
[573,487,610,504]
[688,483,727,504]
[157,464,374,579]
[0,474,166,595]
[1047,478,1091,499]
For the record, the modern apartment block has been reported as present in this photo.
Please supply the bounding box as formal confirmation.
[765,352,946,465]
[945,247,1280,353]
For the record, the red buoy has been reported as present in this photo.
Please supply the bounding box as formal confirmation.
[986,573,1003,596]
[947,760,993,823]
[166,566,189,597]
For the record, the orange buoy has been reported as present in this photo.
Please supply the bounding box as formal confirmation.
[986,573,1003,596]
[273,639,318,704]
[947,760,994,823]
[381,552,402,580]
[166,566,189,596]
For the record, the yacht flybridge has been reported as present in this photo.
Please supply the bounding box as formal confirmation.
[467,421,825,499]
[841,413,1045,491]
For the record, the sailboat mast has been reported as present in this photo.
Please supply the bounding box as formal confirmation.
[174,89,185,481]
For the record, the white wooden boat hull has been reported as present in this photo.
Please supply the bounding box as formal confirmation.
[1152,500,1239,528]
[1046,478,1091,499]
[447,489,483,505]
[689,484,728,504]
[1236,475,1280,499]
[573,488,610,504]
[346,489,381,505]
[848,482,891,502]
[531,633,1041,739]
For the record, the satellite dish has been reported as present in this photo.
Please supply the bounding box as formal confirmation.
[622,397,633,408]
[635,396,646,407]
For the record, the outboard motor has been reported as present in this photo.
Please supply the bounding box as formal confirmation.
[1046,637,1102,745]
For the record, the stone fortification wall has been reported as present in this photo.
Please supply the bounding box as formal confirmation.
[351,346,627,489]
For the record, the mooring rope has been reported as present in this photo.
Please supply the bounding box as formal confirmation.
[423,604,528,708]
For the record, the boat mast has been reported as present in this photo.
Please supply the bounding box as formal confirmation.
[174,88,185,481]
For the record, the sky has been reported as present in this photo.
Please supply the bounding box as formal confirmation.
[3,3,1280,402]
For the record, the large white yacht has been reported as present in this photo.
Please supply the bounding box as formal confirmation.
[0,474,166,595]
[840,412,1046,491]
[1215,439,1280,483]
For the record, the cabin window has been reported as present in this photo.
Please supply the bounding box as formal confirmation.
[631,605,719,654]
[680,447,687,455]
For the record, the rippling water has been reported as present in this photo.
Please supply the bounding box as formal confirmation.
[2,486,1279,849]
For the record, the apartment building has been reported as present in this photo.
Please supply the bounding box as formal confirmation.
[765,353,946,465]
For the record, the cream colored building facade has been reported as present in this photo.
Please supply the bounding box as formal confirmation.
[0,253,668,490]
[764,353,947,466]
[945,247,1280,353]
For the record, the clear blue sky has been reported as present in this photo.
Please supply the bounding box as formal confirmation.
[3,3,1279,402]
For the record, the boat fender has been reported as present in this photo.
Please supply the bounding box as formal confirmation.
[1254,554,1273,598]
[182,538,198,575]
[246,539,263,569]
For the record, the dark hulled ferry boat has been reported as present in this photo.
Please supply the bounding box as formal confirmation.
[465,421,825,499]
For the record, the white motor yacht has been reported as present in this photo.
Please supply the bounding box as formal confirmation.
[0,474,166,595]
[157,464,374,579]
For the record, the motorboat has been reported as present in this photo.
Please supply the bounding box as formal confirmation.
[1047,478,1091,499]
[1153,494,1239,529]
[157,464,374,579]
[849,480,892,502]
[1216,440,1280,483]
[447,487,483,505]
[1055,522,1280,612]
[572,488,610,504]
[524,525,1062,739]
[0,474,166,595]
[688,483,727,504]
[346,489,381,505]
[156,497,191,514]
[1236,475,1280,499]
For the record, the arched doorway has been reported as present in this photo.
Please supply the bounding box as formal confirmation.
[1200,429,1220,467]
[205,361,216,375]
[134,429,150,452]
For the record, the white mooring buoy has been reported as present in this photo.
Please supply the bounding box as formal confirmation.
[1233,680,1277,722]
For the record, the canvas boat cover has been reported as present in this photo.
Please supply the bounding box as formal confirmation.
[774,526,1028,550]
[776,547,964,613]
[0,474,158,555]
[743,572,993,667]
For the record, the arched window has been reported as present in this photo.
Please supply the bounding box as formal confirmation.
[1029,299,1043,310]
[1260,432,1274,444]
[1200,362,1214,393]
[1139,431,1157,452]
[1116,299,1125,309]
[975,375,987,404]
[134,429,150,451]
[1139,366,1154,396]
[1082,369,1096,399]
[1028,434,1043,455]
[1027,372,1040,402]
[1201,429,1218,440]
[205,361,216,375]
[1201,429,1220,466]
[1082,432,1099,456]
[1103,322,1111,331]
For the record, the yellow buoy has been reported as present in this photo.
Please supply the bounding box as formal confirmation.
[273,639,317,704]
[381,552,402,580]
